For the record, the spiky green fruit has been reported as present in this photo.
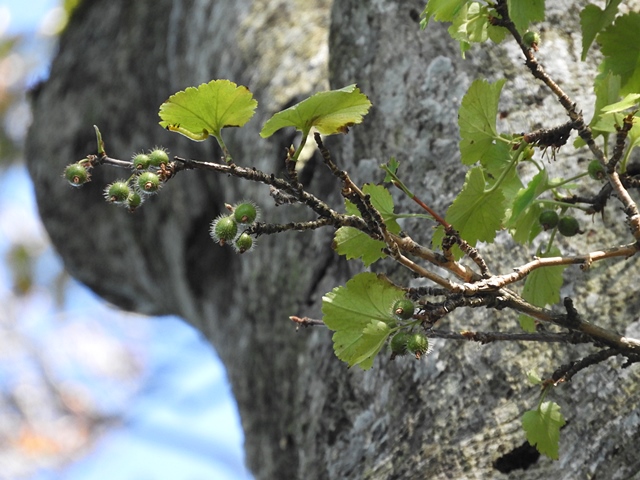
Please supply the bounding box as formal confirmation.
[126,191,144,211]
[588,160,606,181]
[558,216,580,237]
[210,216,238,245]
[104,180,131,204]
[234,232,254,253]
[148,148,169,167]
[390,332,410,357]
[132,153,151,170]
[392,298,415,320]
[406,333,429,359]
[137,171,161,195]
[64,163,90,187]
[538,209,559,231]
[233,202,259,224]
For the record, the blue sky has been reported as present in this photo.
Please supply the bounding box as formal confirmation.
[0,2,253,479]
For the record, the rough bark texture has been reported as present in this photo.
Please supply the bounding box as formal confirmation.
[26,1,640,479]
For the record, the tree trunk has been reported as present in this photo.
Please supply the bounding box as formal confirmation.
[26,1,640,479]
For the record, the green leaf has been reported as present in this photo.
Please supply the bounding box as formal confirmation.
[576,71,621,147]
[601,93,640,113]
[322,272,404,369]
[443,166,507,246]
[580,0,622,61]
[333,184,400,266]
[598,12,640,95]
[519,246,567,331]
[522,401,566,460]
[260,84,372,138]
[459,79,506,165]
[158,79,257,141]
[507,169,548,227]
[420,0,468,28]
[507,0,545,34]
[510,201,543,246]
[482,141,523,203]
[383,157,400,183]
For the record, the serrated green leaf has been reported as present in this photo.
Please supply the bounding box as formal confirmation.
[333,184,400,266]
[333,228,387,267]
[158,79,257,141]
[507,169,548,227]
[522,401,566,460]
[507,0,545,34]
[443,166,507,246]
[459,79,506,165]
[260,84,371,138]
[322,272,404,369]
[580,0,622,61]
[598,12,640,95]
[519,246,566,331]
[510,201,543,246]
[483,141,523,202]
[421,0,468,28]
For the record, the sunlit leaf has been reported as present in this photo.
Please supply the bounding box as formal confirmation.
[507,0,545,34]
[322,273,404,369]
[598,12,640,95]
[260,85,371,138]
[158,79,257,141]
[522,401,566,460]
[580,0,622,61]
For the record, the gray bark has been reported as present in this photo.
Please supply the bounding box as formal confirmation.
[26,1,640,479]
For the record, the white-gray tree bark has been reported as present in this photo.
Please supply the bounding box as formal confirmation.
[26,1,640,478]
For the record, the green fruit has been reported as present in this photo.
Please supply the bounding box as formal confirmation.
[137,171,161,194]
[523,31,541,49]
[132,153,151,170]
[126,191,144,211]
[392,298,415,320]
[148,148,169,167]
[406,333,429,359]
[390,332,410,357]
[558,216,580,237]
[210,216,238,245]
[234,202,258,224]
[64,163,90,187]
[234,233,254,253]
[538,209,559,231]
[104,180,131,204]
[588,160,606,181]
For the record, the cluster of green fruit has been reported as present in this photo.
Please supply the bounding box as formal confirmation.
[63,148,171,212]
[210,202,259,254]
[388,299,431,360]
[538,210,581,237]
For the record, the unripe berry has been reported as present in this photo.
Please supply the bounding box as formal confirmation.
[126,191,144,212]
[390,331,410,358]
[558,215,580,237]
[523,31,540,50]
[64,163,90,187]
[588,160,606,181]
[233,202,259,224]
[148,148,169,167]
[104,180,131,204]
[210,215,238,245]
[137,171,161,195]
[132,153,151,170]
[234,232,254,253]
[538,209,559,231]
[406,333,430,359]
[392,298,415,320]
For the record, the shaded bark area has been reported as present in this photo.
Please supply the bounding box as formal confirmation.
[26,1,640,479]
